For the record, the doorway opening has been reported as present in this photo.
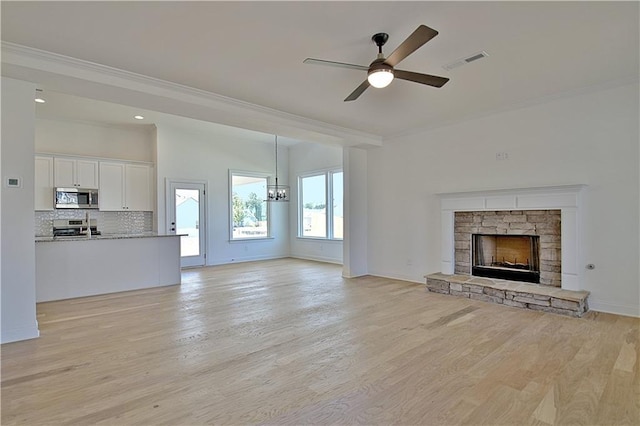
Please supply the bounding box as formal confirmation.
[167,180,207,268]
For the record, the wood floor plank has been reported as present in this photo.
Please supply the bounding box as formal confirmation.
[1,258,638,425]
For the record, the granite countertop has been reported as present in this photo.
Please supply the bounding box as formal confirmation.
[35,233,185,242]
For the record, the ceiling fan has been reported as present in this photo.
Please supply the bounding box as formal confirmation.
[304,25,450,102]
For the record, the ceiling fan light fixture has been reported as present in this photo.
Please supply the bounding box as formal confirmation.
[367,68,394,88]
[304,25,448,101]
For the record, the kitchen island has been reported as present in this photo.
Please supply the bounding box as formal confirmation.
[35,233,182,302]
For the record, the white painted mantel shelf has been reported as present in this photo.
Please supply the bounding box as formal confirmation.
[438,185,587,291]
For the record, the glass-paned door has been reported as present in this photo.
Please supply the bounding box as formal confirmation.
[167,181,206,268]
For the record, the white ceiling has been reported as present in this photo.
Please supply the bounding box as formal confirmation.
[1,1,638,140]
[33,90,303,146]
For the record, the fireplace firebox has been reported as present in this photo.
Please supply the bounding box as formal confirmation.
[472,234,540,283]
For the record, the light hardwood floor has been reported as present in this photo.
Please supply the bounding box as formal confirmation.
[1,259,638,425]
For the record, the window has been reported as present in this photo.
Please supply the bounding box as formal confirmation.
[230,172,269,240]
[299,170,343,240]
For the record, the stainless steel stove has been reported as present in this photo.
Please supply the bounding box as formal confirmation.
[53,219,101,238]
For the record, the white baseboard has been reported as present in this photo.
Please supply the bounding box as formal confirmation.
[1,322,40,344]
[209,254,288,266]
[290,254,343,265]
[367,271,424,284]
[588,299,640,318]
[342,271,367,278]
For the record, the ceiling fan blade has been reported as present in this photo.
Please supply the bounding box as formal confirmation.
[303,58,369,71]
[344,80,370,102]
[394,70,449,88]
[384,25,439,67]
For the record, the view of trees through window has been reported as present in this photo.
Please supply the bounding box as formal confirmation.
[300,171,343,239]
[231,174,268,239]
[301,174,326,238]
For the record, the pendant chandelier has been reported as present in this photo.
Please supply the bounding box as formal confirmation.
[266,135,289,202]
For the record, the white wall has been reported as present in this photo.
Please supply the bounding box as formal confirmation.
[288,142,343,263]
[343,147,368,277]
[1,77,40,343]
[367,83,639,316]
[35,118,155,162]
[155,125,289,265]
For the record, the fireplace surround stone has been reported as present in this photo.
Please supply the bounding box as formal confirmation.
[455,210,560,286]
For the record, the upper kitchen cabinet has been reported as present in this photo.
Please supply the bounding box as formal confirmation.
[54,157,99,188]
[125,164,153,211]
[35,156,54,210]
[99,161,153,211]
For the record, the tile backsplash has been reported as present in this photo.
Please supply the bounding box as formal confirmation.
[35,210,153,236]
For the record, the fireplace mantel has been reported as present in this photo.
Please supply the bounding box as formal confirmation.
[438,185,586,291]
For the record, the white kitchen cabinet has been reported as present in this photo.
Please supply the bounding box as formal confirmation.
[99,161,152,211]
[34,156,54,210]
[98,162,125,211]
[125,163,152,211]
[54,157,99,188]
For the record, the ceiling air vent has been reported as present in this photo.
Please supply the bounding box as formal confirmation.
[443,51,489,71]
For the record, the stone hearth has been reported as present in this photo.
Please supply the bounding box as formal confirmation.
[425,273,589,317]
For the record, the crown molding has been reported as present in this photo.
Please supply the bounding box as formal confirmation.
[1,42,382,147]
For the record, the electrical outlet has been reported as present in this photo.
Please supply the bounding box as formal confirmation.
[406,259,413,266]
[496,152,509,161]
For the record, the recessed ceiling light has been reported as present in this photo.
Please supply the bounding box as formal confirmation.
[35,98,46,103]
[134,115,144,120]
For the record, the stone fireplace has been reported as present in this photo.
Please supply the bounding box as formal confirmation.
[438,185,585,292]
[427,186,589,316]
[455,210,560,286]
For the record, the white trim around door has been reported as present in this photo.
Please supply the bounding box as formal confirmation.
[166,179,208,268]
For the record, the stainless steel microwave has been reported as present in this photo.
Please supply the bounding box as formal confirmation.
[55,187,99,209]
